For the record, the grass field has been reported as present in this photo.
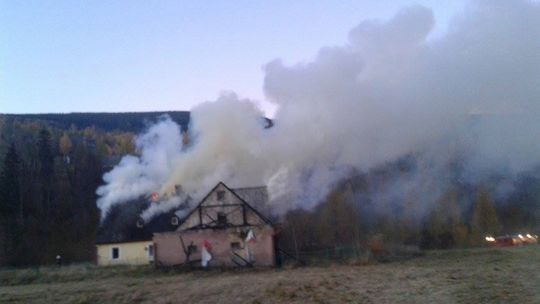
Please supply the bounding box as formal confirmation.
[0,246,538,304]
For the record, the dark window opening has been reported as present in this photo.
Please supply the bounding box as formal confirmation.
[217,190,225,201]
[188,245,198,254]
[112,247,119,260]
[171,216,179,226]
[230,242,241,250]
[217,212,227,225]
[148,244,154,257]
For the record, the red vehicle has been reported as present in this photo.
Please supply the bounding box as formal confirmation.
[485,234,538,247]
[494,236,517,247]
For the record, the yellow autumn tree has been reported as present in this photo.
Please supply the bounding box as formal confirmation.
[59,133,73,156]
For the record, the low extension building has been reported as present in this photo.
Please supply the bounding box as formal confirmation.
[154,182,276,267]
[95,198,185,266]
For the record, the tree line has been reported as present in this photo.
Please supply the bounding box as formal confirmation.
[3,112,190,133]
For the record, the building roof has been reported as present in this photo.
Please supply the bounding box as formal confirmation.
[233,186,268,213]
[95,197,189,245]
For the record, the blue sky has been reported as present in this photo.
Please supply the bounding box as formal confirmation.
[0,0,466,115]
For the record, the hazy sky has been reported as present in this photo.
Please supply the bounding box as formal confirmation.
[0,0,466,116]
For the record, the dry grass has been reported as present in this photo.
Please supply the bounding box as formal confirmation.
[0,246,539,304]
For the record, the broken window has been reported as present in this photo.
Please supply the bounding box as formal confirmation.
[216,190,225,201]
[230,242,241,250]
[217,212,227,225]
[112,247,119,260]
[188,244,198,254]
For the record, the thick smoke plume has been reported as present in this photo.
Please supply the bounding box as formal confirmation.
[97,0,540,221]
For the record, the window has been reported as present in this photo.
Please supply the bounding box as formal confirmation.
[148,244,154,257]
[188,244,198,254]
[171,216,179,226]
[136,219,144,228]
[230,242,241,250]
[217,212,227,225]
[216,190,225,201]
[112,247,119,260]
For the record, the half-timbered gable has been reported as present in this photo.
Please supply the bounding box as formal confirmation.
[178,182,271,231]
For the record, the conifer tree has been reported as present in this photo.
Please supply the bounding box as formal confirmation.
[471,189,501,244]
[0,144,22,265]
[0,143,21,218]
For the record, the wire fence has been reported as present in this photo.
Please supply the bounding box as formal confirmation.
[277,244,422,266]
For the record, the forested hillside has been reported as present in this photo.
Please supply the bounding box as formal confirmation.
[0,112,189,266]
[279,165,540,259]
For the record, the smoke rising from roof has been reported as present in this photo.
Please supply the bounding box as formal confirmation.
[97,0,540,220]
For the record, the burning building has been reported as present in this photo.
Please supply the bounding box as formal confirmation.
[95,197,187,266]
[153,182,276,267]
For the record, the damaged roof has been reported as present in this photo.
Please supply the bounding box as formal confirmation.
[95,197,189,245]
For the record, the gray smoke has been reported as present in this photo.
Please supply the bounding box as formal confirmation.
[97,0,540,220]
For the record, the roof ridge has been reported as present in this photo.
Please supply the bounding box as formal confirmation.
[232,185,267,190]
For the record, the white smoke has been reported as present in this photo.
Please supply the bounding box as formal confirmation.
[140,194,187,222]
[96,116,185,218]
[97,0,540,220]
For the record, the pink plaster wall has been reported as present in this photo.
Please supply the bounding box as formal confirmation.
[154,226,275,267]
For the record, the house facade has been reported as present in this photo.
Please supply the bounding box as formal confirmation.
[154,182,276,267]
[96,240,154,266]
